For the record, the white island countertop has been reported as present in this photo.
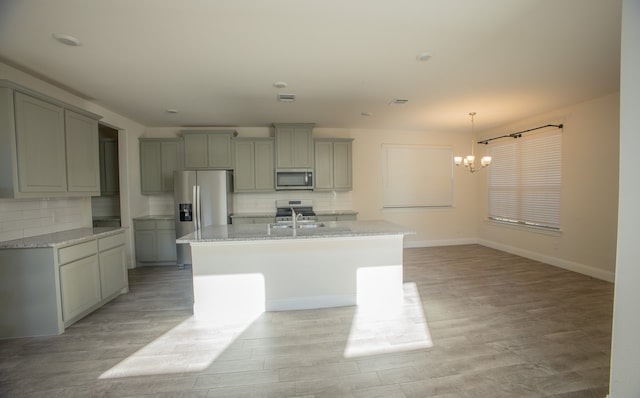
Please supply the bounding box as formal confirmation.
[177,220,413,244]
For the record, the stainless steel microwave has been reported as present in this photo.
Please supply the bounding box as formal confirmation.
[275,169,313,190]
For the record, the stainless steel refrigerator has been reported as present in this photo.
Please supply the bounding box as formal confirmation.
[174,170,233,266]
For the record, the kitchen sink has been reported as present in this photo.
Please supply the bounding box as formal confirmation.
[298,222,325,228]
[270,222,325,229]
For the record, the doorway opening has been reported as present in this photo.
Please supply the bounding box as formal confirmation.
[91,124,121,227]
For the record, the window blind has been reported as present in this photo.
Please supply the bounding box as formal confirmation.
[487,130,561,230]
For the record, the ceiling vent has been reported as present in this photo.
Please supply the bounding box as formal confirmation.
[277,93,296,102]
[389,98,409,105]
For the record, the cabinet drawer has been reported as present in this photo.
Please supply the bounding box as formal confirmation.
[134,220,156,230]
[98,232,124,252]
[156,219,175,230]
[58,240,98,265]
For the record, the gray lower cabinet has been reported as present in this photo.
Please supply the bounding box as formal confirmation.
[183,130,235,169]
[0,80,102,198]
[233,138,275,192]
[316,214,357,222]
[314,138,353,191]
[134,218,177,264]
[139,138,182,194]
[58,232,127,325]
[274,123,314,169]
[97,233,128,299]
[59,252,101,322]
[0,229,127,339]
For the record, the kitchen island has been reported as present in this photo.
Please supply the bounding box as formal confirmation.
[177,220,413,321]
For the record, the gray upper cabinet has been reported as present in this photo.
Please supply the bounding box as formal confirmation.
[65,110,100,194]
[274,123,314,169]
[233,138,275,192]
[314,138,353,191]
[99,139,119,196]
[183,130,235,169]
[139,138,182,194]
[0,80,102,198]
[14,92,68,193]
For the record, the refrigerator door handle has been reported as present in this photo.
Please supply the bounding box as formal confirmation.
[197,185,202,231]
[192,185,196,230]
[197,185,202,230]
[193,185,199,231]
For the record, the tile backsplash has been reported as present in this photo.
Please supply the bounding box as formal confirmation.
[148,194,175,215]
[0,191,352,242]
[234,191,353,213]
[0,197,92,242]
[145,191,353,216]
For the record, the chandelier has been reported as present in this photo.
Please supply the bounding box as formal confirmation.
[454,112,491,173]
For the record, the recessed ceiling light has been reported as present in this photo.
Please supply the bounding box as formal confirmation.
[166,109,179,114]
[273,81,288,89]
[416,52,432,61]
[52,33,81,47]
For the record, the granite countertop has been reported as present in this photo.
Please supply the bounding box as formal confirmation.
[0,227,125,249]
[314,210,359,216]
[177,220,413,244]
[231,210,358,217]
[133,214,174,220]
[92,216,122,221]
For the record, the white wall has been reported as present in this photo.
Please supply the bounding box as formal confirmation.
[0,62,147,268]
[477,92,620,282]
[609,0,640,396]
[314,127,480,247]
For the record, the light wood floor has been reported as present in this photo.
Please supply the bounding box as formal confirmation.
[0,245,613,397]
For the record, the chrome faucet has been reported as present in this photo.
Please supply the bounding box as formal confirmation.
[291,207,302,229]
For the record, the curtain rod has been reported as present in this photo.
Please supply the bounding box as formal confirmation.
[477,123,564,145]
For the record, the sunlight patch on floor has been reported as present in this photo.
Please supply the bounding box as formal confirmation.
[99,314,260,379]
[344,282,433,358]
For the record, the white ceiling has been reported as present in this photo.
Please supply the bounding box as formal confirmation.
[0,0,621,133]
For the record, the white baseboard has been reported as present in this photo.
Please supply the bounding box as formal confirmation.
[267,294,356,311]
[402,238,614,283]
[478,239,615,283]
[404,238,478,249]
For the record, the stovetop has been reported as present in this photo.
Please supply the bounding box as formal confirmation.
[275,207,315,217]
[275,199,316,220]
